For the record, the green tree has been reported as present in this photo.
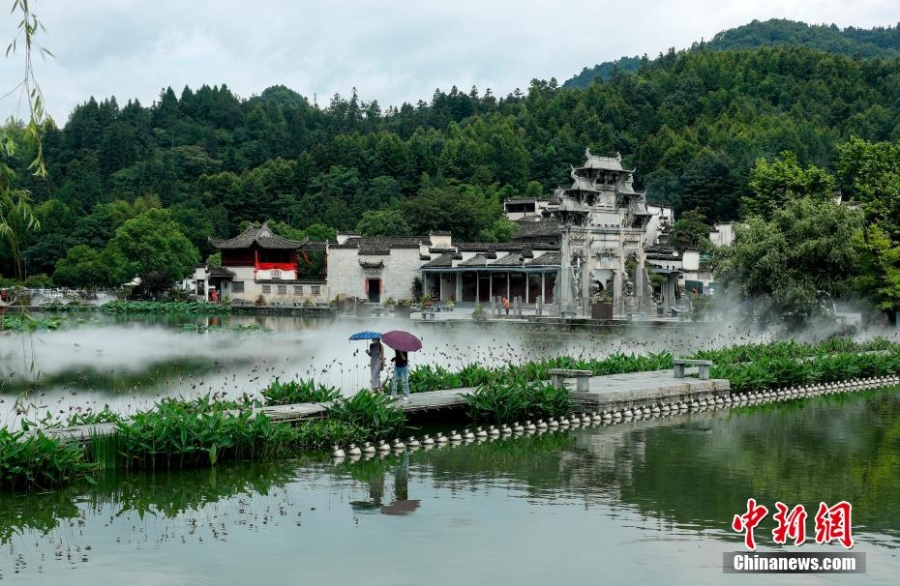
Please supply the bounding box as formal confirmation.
[401,182,499,241]
[301,223,337,242]
[107,208,199,293]
[715,197,863,317]
[53,244,128,289]
[669,209,712,252]
[852,224,900,325]
[475,217,519,243]
[356,209,412,237]
[743,151,836,219]
[837,138,900,238]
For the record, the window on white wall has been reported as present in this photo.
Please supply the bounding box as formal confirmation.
[311,285,320,295]
[262,285,271,294]
[232,281,245,293]
[278,285,287,294]
[294,285,303,295]
[271,269,282,280]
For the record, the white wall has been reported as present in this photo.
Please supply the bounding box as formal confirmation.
[222,266,328,305]
[710,223,735,247]
[327,246,422,303]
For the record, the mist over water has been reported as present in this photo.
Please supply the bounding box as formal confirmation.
[2,314,898,426]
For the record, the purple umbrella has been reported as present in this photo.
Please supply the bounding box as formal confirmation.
[381,330,422,352]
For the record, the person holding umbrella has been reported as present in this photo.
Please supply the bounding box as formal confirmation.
[390,349,410,400]
[380,330,422,402]
[367,337,385,392]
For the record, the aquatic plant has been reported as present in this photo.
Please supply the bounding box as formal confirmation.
[114,402,294,470]
[1,314,68,331]
[293,419,367,449]
[409,365,461,393]
[262,378,340,406]
[712,347,900,393]
[0,429,92,491]
[67,407,122,426]
[456,362,495,387]
[100,300,231,315]
[465,380,573,424]
[326,391,405,440]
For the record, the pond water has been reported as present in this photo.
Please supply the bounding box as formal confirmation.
[3,314,895,426]
[2,390,898,585]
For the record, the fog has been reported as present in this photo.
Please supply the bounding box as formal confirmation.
[1,315,897,427]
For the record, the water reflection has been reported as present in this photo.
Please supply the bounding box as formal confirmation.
[348,452,421,516]
[1,391,899,584]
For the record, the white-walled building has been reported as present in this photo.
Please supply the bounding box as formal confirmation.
[202,223,328,305]
[327,233,442,304]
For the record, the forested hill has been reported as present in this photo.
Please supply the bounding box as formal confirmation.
[4,44,900,281]
[563,19,900,89]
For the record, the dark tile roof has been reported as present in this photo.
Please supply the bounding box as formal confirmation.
[514,219,560,238]
[646,252,682,261]
[526,251,560,266]
[421,253,454,268]
[645,245,679,261]
[209,266,235,279]
[457,243,514,252]
[578,151,626,172]
[331,236,424,254]
[210,222,308,250]
[491,253,528,267]
[459,254,487,267]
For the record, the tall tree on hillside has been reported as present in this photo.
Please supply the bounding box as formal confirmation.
[837,138,900,323]
[743,151,836,220]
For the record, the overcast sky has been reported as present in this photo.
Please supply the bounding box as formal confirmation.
[1,0,897,124]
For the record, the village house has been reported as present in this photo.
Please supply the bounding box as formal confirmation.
[188,222,328,305]
[194,151,707,317]
[326,232,428,304]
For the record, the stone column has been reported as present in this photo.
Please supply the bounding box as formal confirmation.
[635,258,645,314]
[580,252,591,316]
[558,228,571,312]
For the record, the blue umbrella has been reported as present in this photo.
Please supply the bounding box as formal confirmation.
[349,331,382,341]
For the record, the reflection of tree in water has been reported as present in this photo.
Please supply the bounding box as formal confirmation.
[414,392,900,546]
[4,391,900,554]
[0,460,298,545]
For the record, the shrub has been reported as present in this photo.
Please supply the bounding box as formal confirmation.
[262,378,340,405]
[0,429,92,491]
[326,391,405,440]
[465,380,573,424]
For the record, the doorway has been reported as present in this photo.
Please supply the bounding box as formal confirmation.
[367,278,381,303]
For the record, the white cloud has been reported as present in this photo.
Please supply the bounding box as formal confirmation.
[0,0,897,122]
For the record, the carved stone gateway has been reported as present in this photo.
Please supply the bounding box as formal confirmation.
[546,150,652,318]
